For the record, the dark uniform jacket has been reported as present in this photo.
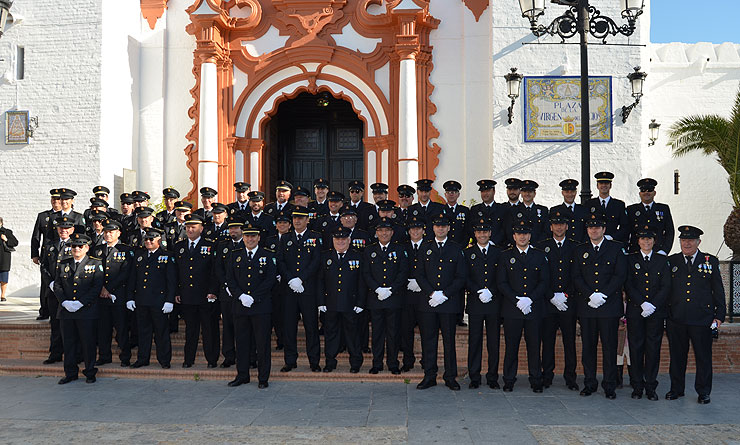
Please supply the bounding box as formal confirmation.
[127,247,177,307]
[308,200,329,220]
[42,239,73,283]
[415,239,467,313]
[174,238,216,305]
[408,201,445,238]
[193,208,213,224]
[362,242,409,310]
[47,210,86,243]
[265,202,294,218]
[203,222,230,244]
[215,238,243,299]
[443,203,471,247]
[496,246,550,320]
[368,220,409,245]
[227,201,250,218]
[504,203,550,246]
[667,251,725,327]
[92,242,135,306]
[127,227,150,249]
[164,222,187,250]
[464,243,502,315]
[277,229,322,296]
[244,212,276,241]
[468,202,507,247]
[53,255,104,319]
[573,240,628,318]
[31,209,54,259]
[357,203,380,231]
[404,240,425,306]
[537,237,578,316]
[349,228,371,252]
[624,251,671,319]
[226,246,277,316]
[314,213,343,248]
[155,209,176,225]
[0,227,18,271]
[585,196,629,243]
[626,202,674,254]
[317,249,365,312]
[550,203,587,243]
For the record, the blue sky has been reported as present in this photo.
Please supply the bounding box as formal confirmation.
[651,0,740,43]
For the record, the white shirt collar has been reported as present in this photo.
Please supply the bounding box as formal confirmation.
[686,251,698,262]
[591,238,605,250]
[412,240,423,248]
[189,236,201,246]
[247,246,259,256]
[641,250,653,260]
[435,237,448,247]
[553,235,566,244]
[600,196,611,206]
[379,242,391,250]
[251,210,262,218]
[295,229,307,237]
[478,243,489,253]
[517,245,530,254]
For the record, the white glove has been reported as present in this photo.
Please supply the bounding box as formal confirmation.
[477,288,493,303]
[207,295,217,303]
[162,302,174,314]
[550,292,568,312]
[428,297,440,308]
[109,294,117,304]
[604,234,613,241]
[49,281,55,291]
[288,277,304,293]
[68,301,84,312]
[407,279,421,292]
[318,305,327,313]
[276,275,281,283]
[588,292,606,308]
[516,296,533,314]
[376,287,392,301]
[430,290,448,305]
[239,293,254,308]
[353,306,363,313]
[640,301,656,318]
[126,300,136,311]
[656,250,666,256]
[61,301,74,312]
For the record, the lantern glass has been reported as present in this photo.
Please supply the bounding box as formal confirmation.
[649,120,660,141]
[621,0,644,18]
[519,0,545,19]
[0,0,11,36]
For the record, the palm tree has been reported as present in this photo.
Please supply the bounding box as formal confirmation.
[667,87,740,260]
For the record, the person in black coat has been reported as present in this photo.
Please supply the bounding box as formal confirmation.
[573,211,628,399]
[441,181,471,247]
[467,179,507,247]
[0,218,19,302]
[363,217,409,374]
[401,216,426,372]
[264,180,295,217]
[317,227,365,373]
[550,179,587,243]
[665,225,726,405]
[31,189,63,318]
[584,172,629,243]
[537,209,580,391]
[54,234,104,384]
[626,178,675,255]
[245,191,277,244]
[624,226,671,400]
[47,189,86,245]
[415,213,467,391]
[464,218,502,389]
[155,188,180,225]
[226,181,251,218]
[503,180,550,246]
[407,179,445,238]
[313,191,345,248]
[214,218,246,368]
[497,219,550,393]
[225,223,277,388]
[92,220,135,367]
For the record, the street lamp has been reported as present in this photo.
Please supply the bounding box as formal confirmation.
[621,66,647,123]
[0,0,12,38]
[505,68,524,124]
[648,119,660,146]
[518,0,645,203]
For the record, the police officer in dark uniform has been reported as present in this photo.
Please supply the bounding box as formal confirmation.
[408,180,445,230]
[214,217,245,368]
[468,179,507,247]
[550,179,587,243]
[340,207,371,251]
[54,233,104,384]
[415,213,467,390]
[537,209,579,391]
[665,225,725,404]
[441,180,470,247]
[131,190,151,208]
[119,193,137,239]
[127,207,157,248]
[32,189,63,319]
[83,197,112,227]
[91,186,120,217]
[225,223,277,388]
[204,203,229,240]
[464,218,502,389]
[371,200,408,245]
[87,210,108,246]
[627,178,675,254]
[174,214,219,368]
[194,187,218,223]
[396,184,416,222]
[127,228,176,369]
[156,188,180,225]
[401,216,426,372]
[585,172,629,243]
[265,180,294,217]
[317,227,365,373]
[48,189,86,244]
[498,219,549,393]
[314,191,345,247]
[242,191,275,243]
[308,178,330,218]
[358,182,388,230]
[504,178,522,208]
[363,217,409,374]
[93,220,135,367]
[165,201,192,249]
[345,180,374,231]
[624,226,670,400]
[277,205,322,372]
[264,211,292,351]
[573,211,628,399]
[227,182,251,217]
[505,180,549,245]
[42,215,75,364]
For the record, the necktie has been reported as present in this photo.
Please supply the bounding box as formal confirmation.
[594,245,599,253]
[247,251,253,261]
[382,246,387,253]
[569,205,573,212]
[413,244,419,254]
[482,247,487,257]
[645,205,651,213]
[644,255,650,262]
[520,250,526,259]
[296,233,302,244]
[190,242,196,253]
[60,241,64,250]
[438,242,443,249]
[685,255,692,267]
[233,241,239,250]
[72,261,79,274]
[339,253,344,261]
[557,241,562,249]
[601,200,606,209]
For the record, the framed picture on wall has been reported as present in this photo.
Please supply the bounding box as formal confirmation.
[6,110,29,145]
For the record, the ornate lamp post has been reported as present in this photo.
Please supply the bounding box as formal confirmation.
[505,68,524,124]
[621,66,647,123]
[517,0,645,202]
[0,0,12,38]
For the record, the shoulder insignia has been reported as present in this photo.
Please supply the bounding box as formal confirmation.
[470,253,476,260]
[137,256,143,262]
[179,248,184,254]
[287,240,293,246]
[327,259,332,266]
[635,210,640,216]
[236,256,241,262]
[583,252,589,259]
[590,207,595,212]
[426,249,432,255]
[223,247,229,254]
[510,257,516,264]
[371,252,376,258]
[635,263,640,269]
[672,266,678,273]
[64,266,70,273]
[517,212,523,218]
[544,246,550,253]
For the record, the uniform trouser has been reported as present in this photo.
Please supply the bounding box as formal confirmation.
[220,295,236,363]
[39,272,50,318]
[271,288,285,348]
[400,302,419,368]
[61,318,97,379]
[541,311,578,385]
[358,309,370,350]
[234,311,271,383]
[581,316,620,392]
[370,308,401,369]
[418,312,458,381]
[127,307,139,347]
[209,300,221,361]
[181,303,218,365]
[283,292,320,367]
[503,317,542,387]
[324,311,363,370]
[627,316,665,392]
[97,303,131,363]
[46,291,64,359]
[136,306,172,366]
[168,303,181,333]
[667,320,712,396]
[468,313,501,385]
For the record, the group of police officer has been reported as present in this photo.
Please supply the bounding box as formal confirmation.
[31,172,725,403]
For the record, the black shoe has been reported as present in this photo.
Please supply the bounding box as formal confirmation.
[698,395,711,404]
[95,359,112,366]
[390,368,401,375]
[543,379,552,389]
[258,382,269,389]
[207,363,218,369]
[665,391,684,400]
[488,381,500,390]
[580,388,593,396]
[310,365,322,372]
[457,321,467,327]
[36,315,49,321]
[532,386,543,393]
[228,378,249,387]
[503,383,514,392]
[445,379,461,391]
[43,357,61,365]
[323,366,335,373]
[182,363,193,368]
[469,381,480,389]
[85,376,96,384]
[130,361,149,368]
[369,367,381,374]
[161,363,170,369]
[400,364,413,373]
[631,389,643,399]
[120,361,130,367]
[220,360,235,368]
[416,378,437,390]
[646,391,659,401]
[250,362,258,369]
[58,375,78,385]
[77,358,84,365]
[362,348,371,354]
[350,367,360,373]
[567,382,579,391]
[605,391,617,400]
[280,364,297,373]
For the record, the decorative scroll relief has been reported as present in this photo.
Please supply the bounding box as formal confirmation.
[241,26,291,57]
[462,0,489,22]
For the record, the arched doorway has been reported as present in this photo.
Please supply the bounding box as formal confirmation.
[264,92,364,199]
